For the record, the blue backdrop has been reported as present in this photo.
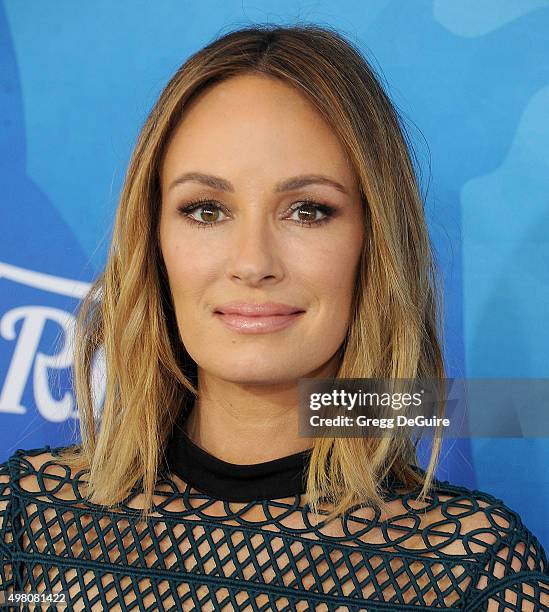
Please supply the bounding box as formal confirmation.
[1,1,548,547]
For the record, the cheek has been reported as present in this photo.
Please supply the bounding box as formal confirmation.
[308,238,362,304]
[161,239,213,350]
[161,233,219,297]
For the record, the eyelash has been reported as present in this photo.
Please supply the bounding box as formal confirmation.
[176,197,337,229]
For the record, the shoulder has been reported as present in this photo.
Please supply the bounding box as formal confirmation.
[0,452,12,533]
[0,444,89,509]
[0,445,180,515]
[2,443,79,477]
[285,475,549,609]
[425,476,547,547]
[342,476,546,557]
[412,476,548,565]
[1,445,79,567]
[416,477,549,609]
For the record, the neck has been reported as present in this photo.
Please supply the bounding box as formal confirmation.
[184,355,340,464]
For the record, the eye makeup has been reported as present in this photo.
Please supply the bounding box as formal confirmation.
[176,197,339,230]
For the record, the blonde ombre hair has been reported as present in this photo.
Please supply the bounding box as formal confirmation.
[58,23,445,522]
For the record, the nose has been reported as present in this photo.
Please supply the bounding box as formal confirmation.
[225,213,283,285]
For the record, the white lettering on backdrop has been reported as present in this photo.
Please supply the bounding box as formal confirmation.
[0,261,105,422]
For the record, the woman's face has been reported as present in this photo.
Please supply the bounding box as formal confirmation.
[159,74,364,385]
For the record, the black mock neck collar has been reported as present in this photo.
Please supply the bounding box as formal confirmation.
[165,417,311,502]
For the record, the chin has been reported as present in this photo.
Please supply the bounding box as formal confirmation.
[198,352,292,383]
[217,364,297,385]
[212,354,333,386]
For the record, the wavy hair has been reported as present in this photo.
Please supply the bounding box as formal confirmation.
[59,23,446,523]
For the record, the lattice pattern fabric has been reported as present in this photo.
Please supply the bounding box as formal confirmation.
[1,445,548,611]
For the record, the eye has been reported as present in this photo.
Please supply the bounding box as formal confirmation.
[287,200,336,227]
[176,198,337,228]
[177,199,228,228]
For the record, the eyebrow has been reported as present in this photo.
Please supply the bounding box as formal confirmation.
[167,172,349,195]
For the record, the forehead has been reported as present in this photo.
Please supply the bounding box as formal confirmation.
[160,74,357,189]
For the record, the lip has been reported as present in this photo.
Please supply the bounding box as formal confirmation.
[213,301,306,334]
[214,311,304,334]
[214,301,305,316]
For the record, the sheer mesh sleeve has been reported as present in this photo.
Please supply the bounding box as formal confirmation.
[0,457,14,599]
[461,498,549,611]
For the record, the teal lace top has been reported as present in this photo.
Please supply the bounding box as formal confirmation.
[1,422,548,611]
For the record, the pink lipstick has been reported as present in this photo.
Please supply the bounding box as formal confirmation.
[213,301,305,334]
